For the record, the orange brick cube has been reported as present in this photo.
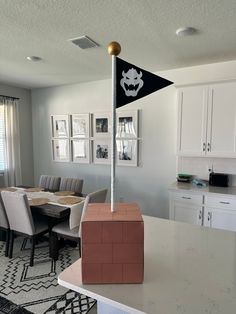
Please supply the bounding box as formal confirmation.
[81,203,144,284]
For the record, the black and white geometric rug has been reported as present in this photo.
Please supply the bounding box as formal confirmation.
[0,237,96,313]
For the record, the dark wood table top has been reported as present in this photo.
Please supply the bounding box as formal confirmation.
[31,203,70,219]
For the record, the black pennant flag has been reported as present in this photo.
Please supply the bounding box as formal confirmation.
[116,57,173,108]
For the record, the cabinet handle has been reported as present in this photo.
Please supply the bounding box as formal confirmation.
[207,143,211,152]
[199,210,202,220]
[219,201,230,205]
[203,143,206,152]
[207,212,211,221]
[182,196,191,199]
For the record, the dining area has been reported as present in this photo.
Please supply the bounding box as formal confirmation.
[0,174,108,267]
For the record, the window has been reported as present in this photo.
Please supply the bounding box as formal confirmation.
[0,105,5,171]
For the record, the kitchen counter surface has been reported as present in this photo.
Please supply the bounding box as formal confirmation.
[169,181,236,197]
[58,215,236,314]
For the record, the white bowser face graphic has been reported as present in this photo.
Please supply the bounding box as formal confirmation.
[120,68,144,97]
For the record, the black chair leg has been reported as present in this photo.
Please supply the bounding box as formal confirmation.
[49,232,59,261]
[9,230,14,259]
[30,236,36,267]
[78,238,81,257]
[5,229,10,257]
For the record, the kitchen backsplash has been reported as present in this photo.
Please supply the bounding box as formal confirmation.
[177,157,236,186]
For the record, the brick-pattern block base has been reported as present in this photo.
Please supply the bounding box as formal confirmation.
[81,203,144,284]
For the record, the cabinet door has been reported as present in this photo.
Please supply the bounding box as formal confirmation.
[207,82,236,157]
[204,207,236,232]
[177,85,208,156]
[172,203,203,225]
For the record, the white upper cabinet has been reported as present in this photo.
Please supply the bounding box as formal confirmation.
[177,85,208,156]
[177,81,236,157]
[207,82,236,157]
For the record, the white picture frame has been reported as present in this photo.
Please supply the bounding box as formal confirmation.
[51,115,69,138]
[71,113,90,138]
[71,139,90,164]
[52,139,70,162]
[93,139,111,164]
[116,110,138,138]
[116,139,138,166]
[93,112,111,137]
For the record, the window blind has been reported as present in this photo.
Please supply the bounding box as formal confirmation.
[0,105,5,171]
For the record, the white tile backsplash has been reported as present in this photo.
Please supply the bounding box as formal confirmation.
[177,157,236,186]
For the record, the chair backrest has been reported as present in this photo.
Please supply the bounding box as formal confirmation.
[69,199,86,230]
[88,189,108,203]
[0,197,9,229]
[60,178,83,195]
[39,175,61,192]
[78,195,90,237]
[1,191,35,235]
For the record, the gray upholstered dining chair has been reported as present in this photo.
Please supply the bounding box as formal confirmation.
[50,188,108,260]
[0,198,10,257]
[39,175,61,192]
[1,191,49,266]
[59,178,84,195]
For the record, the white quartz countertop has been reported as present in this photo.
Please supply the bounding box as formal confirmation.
[169,181,236,197]
[58,215,236,314]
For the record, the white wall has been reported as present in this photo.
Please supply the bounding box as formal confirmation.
[31,59,236,218]
[0,83,34,185]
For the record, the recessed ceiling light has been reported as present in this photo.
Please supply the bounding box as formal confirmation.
[176,27,198,36]
[26,56,42,62]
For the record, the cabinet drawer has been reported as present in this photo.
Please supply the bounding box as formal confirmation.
[205,196,236,210]
[173,192,203,205]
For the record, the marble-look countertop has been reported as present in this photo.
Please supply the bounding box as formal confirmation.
[169,181,236,197]
[58,215,236,314]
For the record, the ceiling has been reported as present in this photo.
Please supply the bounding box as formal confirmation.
[1,0,236,89]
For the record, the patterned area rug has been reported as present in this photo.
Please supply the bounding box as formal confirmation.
[0,237,96,313]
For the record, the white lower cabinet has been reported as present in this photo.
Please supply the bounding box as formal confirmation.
[204,195,236,232]
[169,191,203,226]
[169,191,236,232]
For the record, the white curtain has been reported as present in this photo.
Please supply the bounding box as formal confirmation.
[0,97,22,186]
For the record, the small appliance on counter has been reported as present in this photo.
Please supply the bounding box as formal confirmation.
[209,172,229,187]
[177,173,193,183]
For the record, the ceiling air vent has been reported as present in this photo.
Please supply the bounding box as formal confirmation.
[69,35,99,49]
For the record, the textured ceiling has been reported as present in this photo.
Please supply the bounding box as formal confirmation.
[0,0,236,89]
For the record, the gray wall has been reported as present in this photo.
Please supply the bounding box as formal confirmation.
[0,83,34,185]
[31,60,236,218]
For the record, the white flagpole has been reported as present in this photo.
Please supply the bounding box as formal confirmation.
[108,42,121,213]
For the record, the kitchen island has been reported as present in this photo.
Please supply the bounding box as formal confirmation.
[58,215,236,314]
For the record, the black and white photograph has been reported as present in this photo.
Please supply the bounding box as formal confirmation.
[116,110,138,138]
[93,139,111,164]
[52,139,70,162]
[116,139,138,166]
[71,139,90,163]
[93,113,111,137]
[71,113,90,138]
[51,115,69,138]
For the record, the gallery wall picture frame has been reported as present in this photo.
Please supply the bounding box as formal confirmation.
[93,112,111,137]
[71,139,90,164]
[93,139,111,164]
[71,113,90,138]
[51,115,69,138]
[116,139,138,166]
[52,139,70,162]
[116,110,138,138]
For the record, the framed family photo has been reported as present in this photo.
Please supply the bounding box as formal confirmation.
[52,139,70,162]
[116,110,138,138]
[93,113,111,137]
[51,115,69,138]
[71,139,90,164]
[116,139,138,166]
[93,139,111,164]
[71,113,90,138]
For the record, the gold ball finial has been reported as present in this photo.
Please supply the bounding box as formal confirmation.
[107,41,121,56]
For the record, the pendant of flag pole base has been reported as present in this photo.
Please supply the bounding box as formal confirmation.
[108,41,121,56]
